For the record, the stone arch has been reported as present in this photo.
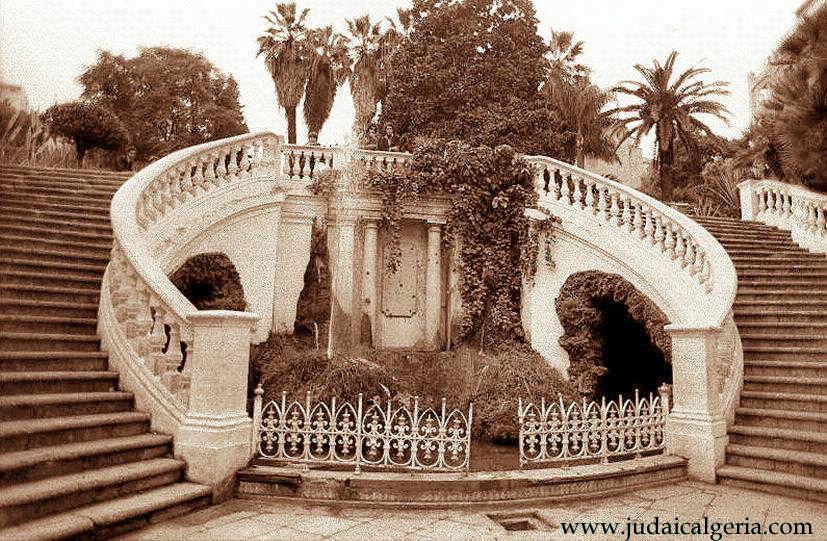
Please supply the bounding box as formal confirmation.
[554,270,672,398]
[169,252,247,311]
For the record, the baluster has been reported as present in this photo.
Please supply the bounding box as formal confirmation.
[632,202,643,238]
[664,221,676,259]
[807,203,817,232]
[148,303,168,375]
[782,192,791,219]
[239,145,252,177]
[560,172,571,204]
[191,159,206,196]
[610,191,621,226]
[215,152,228,185]
[551,169,561,200]
[584,179,595,212]
[817,207,826,237]
[622,196,632,231]
[298,151,307,179]
[643,207,655,242]
[693,249,705,278]
[597,186,608,220]
[773,189,783,216]
[203,154,218,188]
[572,176,583,209]
[227,146,241,179]
[674,230,687,267]
[653,214,664,249]
[685,240,697,274]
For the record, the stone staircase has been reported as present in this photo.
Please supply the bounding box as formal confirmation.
[0,165,211,539]
[694,215,827,502]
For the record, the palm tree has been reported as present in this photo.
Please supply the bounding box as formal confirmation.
[345,15,386,140]
[544,79,620,168]
[303,26,350,144]
[546,29,589,85]
[257,2,310,144]
[611,51,730,201]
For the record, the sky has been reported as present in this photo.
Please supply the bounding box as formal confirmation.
[0,0,803,152]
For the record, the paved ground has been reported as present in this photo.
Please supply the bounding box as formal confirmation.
[121,481,826,540]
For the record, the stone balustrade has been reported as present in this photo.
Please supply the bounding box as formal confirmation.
[279,144,412,181]
[739,178,827,253]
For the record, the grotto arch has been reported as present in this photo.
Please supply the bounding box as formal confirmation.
[169,252,248,311]
[554,270,672,399]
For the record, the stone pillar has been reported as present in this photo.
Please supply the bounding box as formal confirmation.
[425,223,443,347]
[361,221,379,346]
[328,220,357,352]
[737,180,758,221]
[663,324,727,483]
[175,310,259,492]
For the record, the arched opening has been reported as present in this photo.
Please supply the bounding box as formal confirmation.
[169,252,247,311]
[555,270,672,398]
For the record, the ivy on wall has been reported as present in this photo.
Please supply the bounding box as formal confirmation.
[313,139,559,349]
[555,270,672,395]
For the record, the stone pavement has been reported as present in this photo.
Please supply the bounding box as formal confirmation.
[120,481,826,540]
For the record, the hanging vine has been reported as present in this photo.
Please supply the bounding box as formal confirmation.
[312,139,559,350]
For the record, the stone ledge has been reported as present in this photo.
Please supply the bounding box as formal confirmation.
[236,455,687,508]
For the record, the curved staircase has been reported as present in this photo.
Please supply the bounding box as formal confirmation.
[0,165,211,539]
[694,215,827,502]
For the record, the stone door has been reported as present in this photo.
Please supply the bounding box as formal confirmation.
[377,221,427,348]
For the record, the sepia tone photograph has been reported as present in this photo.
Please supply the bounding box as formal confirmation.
[0,0,825,539]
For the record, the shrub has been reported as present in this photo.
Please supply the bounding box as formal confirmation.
[42,101,129,163]
[169,253,247,311]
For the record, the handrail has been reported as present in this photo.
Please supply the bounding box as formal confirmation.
[528,155,738,328]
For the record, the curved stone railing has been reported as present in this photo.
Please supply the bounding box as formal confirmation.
[738,178,827,253]
[100,132,278,438]
[529,156,737,326]
[279,144,412,181]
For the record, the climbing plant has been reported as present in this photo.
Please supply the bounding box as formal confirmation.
[313,138,558,349]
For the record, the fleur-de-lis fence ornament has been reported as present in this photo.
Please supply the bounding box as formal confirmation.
[517,386,670,466]
[252,391,472,473]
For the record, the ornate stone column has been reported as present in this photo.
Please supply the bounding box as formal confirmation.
[663,324,727,482]
[425,223,443,348]
[328,218,358,351]
[361,221,379,346]
[175,310,259,493]
[272,214,314,334]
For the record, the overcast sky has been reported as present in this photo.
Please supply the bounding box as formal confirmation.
[0,1,801,150]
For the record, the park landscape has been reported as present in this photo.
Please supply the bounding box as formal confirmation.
[0,0,826,539]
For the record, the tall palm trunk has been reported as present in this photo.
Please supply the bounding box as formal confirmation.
[285,106,297,144]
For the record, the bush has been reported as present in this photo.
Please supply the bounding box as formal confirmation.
[42,101,129,163]
[251,338,578,444]
[169,253,247,311]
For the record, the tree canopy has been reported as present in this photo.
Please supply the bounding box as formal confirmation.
[79,47,248,162]
[42,101,129,163]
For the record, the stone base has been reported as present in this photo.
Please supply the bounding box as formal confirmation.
[665,411,727,483]
[175,414,253,492]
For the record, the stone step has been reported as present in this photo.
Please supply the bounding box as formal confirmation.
[740,333,827,349]
[0,244,111,266]
[742,375,827,394]
[0,200,110,222]
[0,223,113,243]
[0,299,98,320]
[739,390,827,413]
[0,392,134,422]
[0,257,107,278]
[0,411,150,453]
[718,465,827,502]
[725,444,827,479]
[736,310,827,324]
[734,407,827,433]
[0,481,210,540]
[0,283,100,304]
[0,458,185,528]
[741,346,827,363]
[0,371,118,395]
[744,359,827,378]
[0,332,100,353]
[1,184,115,202]
[0,351,108,373]
[0,213,112,235]
[0,165,129,182]
[737,289,827,302]
[0,203,112,224]
[0,234,111,257]
[728,425,827,454]
[0,180,118,198]
[733,261,827,271]
[736,299,827,312]
[731,255,827,265]
[709,231,793,241]
[736,322,827,335]
[0,269,102,290]
[0,433,172,487]
[0,192,111,211]
[720,241,803,251]
[0,209,111,233]
[0,314,98,335]
[739,279,827,288]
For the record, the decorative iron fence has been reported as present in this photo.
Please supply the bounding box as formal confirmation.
[517,387,670,466]
[252,387,473,473]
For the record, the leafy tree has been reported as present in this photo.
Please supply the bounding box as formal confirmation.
[611,51,730,201]
[764,5,827,190]
[258,2,311,144]
[380,0,560,155]
[546,28,589,85]
[80,48,247,162]
[303,26,350,143]
[543,79,619,168]
[42,101,129,163]
[345,15,387,139]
